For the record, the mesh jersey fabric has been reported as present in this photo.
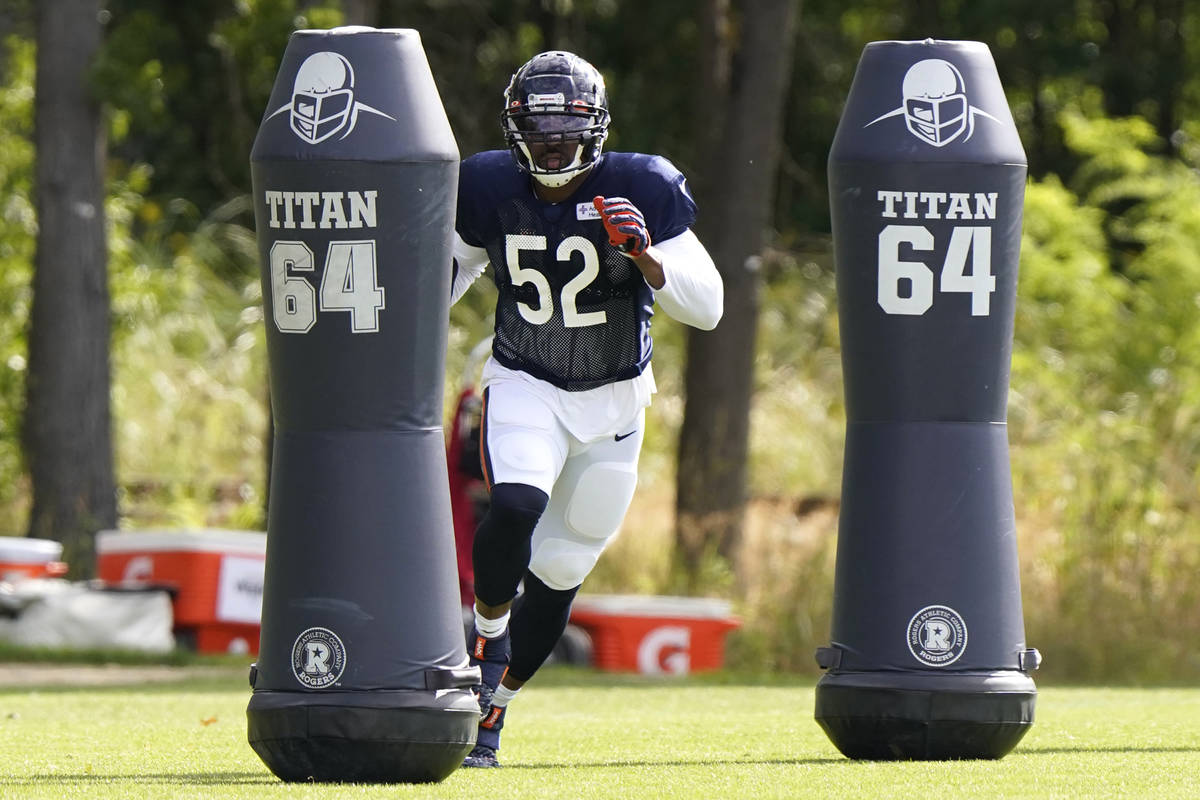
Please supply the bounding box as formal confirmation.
[456,150,697,391]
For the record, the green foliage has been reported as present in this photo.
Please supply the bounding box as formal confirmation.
[108,189,267,531]
[752,252,844,498]
[1009,113,1200,682]
[94,0,342,233]
[0,34,268,534]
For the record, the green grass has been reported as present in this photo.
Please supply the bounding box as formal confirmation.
[0,667,1197,799]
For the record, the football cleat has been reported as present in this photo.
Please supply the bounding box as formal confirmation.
[474,681,495,720]
[462,744,501,768]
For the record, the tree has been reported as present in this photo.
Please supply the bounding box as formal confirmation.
[674,0,797,587]
[1095,0,1188,150]
[25,0,115,574]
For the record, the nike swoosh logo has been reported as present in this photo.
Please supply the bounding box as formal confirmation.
[614,430,637,442]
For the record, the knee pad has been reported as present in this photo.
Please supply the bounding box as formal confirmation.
[488,431,558,491]
[527,463,638,590]
[564,463,638,540]
[481,383,563,493]
[528,537,601,591]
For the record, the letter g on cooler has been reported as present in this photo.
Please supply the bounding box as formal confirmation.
[637,626,691,675]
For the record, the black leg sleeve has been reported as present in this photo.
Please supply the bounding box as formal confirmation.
[508,571,580,683]
[471,482,548,607]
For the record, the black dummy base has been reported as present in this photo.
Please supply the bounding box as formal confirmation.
[814,668,1036,760]
[247,688,479,783]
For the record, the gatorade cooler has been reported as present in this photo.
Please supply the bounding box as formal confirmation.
[569,595,741,675]
[95,529,266,654]
[0,537,68,582]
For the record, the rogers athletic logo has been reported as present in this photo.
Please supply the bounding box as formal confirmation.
[267,51,396,144]
[291,627,347,687]
[907,605,968,666]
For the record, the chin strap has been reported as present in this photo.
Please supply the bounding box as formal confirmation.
[532,168,587,188]
[514,139,597,188]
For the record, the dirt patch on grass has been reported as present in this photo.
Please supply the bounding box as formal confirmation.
[1,663,247,687]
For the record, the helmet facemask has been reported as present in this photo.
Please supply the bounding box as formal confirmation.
[503,98,609,187]
[291,88,354,144]
[904,93,967,146]
[501,52,610,188]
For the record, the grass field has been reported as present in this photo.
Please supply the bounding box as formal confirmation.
[1,666,1197,799]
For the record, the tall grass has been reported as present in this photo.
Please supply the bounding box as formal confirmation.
[108,195,268,532]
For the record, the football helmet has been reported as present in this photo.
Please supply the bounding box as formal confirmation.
[501,51,610,188]
[902,59,968,147]
[290,51,356,145]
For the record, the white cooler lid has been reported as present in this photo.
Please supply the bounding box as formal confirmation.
[0,537,63,564]
[95,529,266,557]
[571,594,733,620]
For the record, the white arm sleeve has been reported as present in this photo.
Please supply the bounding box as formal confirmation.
[652,229,724,330]
[451,232,489,306]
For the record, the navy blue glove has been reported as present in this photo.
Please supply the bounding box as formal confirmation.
[594,195,650,258]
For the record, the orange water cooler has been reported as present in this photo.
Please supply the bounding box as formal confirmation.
[0,537,69,582]
[569,595,741,675]
[95,529,266,654]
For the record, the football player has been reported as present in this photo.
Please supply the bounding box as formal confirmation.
[451,50,723,768]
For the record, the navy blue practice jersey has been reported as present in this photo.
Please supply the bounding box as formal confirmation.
[456,150,697,391]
